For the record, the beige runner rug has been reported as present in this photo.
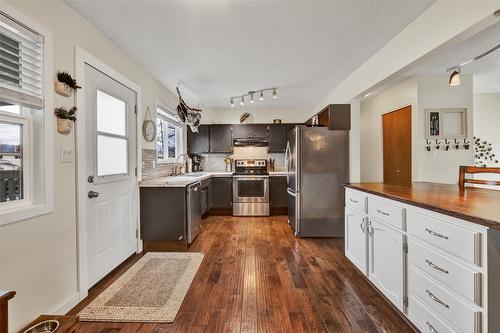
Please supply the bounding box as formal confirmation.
[79,252,204,322]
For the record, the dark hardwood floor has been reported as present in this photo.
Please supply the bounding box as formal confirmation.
[68,215,415,333]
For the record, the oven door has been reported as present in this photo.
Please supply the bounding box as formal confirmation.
[233,176,269,203]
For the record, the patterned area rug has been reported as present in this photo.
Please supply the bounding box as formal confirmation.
[79,252,204,322]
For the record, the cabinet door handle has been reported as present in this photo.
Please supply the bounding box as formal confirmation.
[425,228,449,240]
[425,259,449,274]
[376,209,389,216]
[425,321,438,333]
[425,289,449,309]
[360,221,366,233]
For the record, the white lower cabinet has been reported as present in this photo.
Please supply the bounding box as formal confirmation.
[345,208,368,274]
[408,295,457,333]
[368,219,405,312]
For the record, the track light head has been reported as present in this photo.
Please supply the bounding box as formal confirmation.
[272,88,277,99]
[240,96,245,106]
[449,68,461,86]
[230,98,234,107]
[259,90,264,101]
[250,93,255,103]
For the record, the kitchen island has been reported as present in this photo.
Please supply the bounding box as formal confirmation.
[344,182,500,333]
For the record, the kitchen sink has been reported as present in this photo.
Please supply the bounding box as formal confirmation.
[23,320,59,333]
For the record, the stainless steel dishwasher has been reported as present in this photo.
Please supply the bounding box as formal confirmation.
[187,181,202,244]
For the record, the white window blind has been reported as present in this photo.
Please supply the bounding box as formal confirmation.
[0,11,43,110]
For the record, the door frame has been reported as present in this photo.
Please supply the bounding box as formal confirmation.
[74,47,143,300]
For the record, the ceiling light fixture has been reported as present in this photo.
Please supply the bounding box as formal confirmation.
[449,68,461,86]
[229,87,278,108]
[446,43,500,86]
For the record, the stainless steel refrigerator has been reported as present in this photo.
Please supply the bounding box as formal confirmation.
[286,125,349,237]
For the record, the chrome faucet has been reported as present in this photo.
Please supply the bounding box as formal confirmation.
[176,153,190,175]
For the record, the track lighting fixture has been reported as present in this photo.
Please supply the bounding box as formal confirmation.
[446,43,500,86]
[229,87,278,107]
[449,68,461,86]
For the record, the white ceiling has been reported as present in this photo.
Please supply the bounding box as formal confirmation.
[66,0,434,116]
[373,20,500,94]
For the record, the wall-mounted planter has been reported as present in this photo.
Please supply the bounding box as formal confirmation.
[57,118,73,135]
[54,80,72,97]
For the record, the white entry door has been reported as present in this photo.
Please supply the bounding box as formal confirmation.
[84,64,138,287]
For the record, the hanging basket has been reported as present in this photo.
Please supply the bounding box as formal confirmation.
[54,80,72,97]
[57,118,73,134]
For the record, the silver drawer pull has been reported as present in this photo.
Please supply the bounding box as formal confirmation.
[376,209,390,216]
[350,198,359,204]
[426,321,438,333]
[426,289,449,309]
[425,228,449,240]
[425,259,449,274]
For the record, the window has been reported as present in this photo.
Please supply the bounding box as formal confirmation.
[156,104,183,163]
[0,8,53,225]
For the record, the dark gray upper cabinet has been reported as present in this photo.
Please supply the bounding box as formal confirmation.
[187,125,209,154]
[209,125,233,153]
[268,124,288,153]
[270,176,288,208]
[210,177,233,209]
[232,124,269,139]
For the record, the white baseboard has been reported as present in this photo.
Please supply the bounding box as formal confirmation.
[52,292,80,315]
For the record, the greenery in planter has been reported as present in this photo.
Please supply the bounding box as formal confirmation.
[54,106,77,122]
[56,71,81,91]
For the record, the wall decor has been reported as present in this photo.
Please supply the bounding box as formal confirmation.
[240,112,254,124]
[54,106,77,134]
[54,71,81,97]
[474,137,499,167]
[425,108,467,139]
[142,106,156,142]
[176,85,202,133]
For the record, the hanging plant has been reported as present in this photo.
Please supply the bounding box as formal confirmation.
[57,71,81,91]
[54,106,77,134]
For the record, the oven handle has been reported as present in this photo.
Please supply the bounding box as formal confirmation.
[232,175,270,178]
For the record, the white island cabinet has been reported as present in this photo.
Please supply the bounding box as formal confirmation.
[344,186,500,333]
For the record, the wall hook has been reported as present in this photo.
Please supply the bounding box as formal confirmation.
[435,139,441,150]
[444,139,450,151]
[425,139,431,152]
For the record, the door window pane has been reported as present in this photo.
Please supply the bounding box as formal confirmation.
[97,135,128,176]
[0,122,23,202]
[167,123,176,158]
[97,90,126,136]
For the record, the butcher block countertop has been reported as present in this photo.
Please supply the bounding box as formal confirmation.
[345,182,500,230]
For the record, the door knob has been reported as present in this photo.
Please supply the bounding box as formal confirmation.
[88,191,99,199]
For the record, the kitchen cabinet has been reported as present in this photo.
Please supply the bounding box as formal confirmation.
[270,176,288,211]
[232,124,268,139]
[140,187,186,242]
[345,208,368,275]
[209,125,233,153]
[305,104,351,130]
[368,218,405,311]
[210,177,233,210]
[200,178,210,217]
[268,124,288,152]
[187,125,209,154]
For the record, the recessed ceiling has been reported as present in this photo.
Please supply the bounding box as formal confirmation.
[66,0,435,115]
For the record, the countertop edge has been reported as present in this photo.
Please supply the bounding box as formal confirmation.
[344,183,499,230]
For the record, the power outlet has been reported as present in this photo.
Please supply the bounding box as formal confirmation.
[60,147,74,163]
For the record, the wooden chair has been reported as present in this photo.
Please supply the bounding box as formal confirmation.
[459,166,500,191]
[0,291,15,333]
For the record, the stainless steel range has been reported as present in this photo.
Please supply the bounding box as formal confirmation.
[232,159,270,216]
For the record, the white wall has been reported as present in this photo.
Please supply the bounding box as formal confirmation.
[201,108,305,124]
[360,78,418,182]
[473,93,500,167]
[0,1,182,331]
[416,75,474,184]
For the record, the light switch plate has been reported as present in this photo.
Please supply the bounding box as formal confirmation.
[60,147,74,163]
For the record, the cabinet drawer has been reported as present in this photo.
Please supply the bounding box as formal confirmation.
[410,266,482,333]
[345,188,366,213]
[409,295,456,333]
[367,197,404,230]
[409,239,482,306]
[407,210,482,266]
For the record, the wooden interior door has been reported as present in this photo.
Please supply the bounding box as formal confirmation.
[383,106,412,185]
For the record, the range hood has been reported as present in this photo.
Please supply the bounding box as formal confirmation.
[232,137,268,147]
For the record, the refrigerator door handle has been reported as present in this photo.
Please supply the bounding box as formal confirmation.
[287,188,297,196]
[285,141,290,184]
